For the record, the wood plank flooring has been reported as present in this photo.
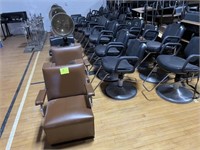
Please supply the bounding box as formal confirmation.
[0,35,200,150]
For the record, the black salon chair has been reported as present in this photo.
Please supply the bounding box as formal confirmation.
[146,36,200,103]
[139,22,185,83]
[93,29,132,61]
[80,16,109,48]
[87,20,119,49]
[94,39,147,100]
[91,29,133,81]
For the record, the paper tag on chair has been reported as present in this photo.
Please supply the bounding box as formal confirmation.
[60,67,69,75]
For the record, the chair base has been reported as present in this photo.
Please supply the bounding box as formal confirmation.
[156,84,194,104]
[139,68,168,83]
[97,69,118,82]
[105,81,137,100]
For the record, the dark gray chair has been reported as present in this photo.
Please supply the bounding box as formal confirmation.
[94,39,147,100]
[91,29,133,82]
[139,22,185,83]
[144,36,200,103]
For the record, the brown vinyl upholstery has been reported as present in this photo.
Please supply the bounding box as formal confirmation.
[51,45,83,65]
[41,63,94,145]
[43,63,87,100]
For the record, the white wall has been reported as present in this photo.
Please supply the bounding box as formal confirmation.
[0,0,106,32]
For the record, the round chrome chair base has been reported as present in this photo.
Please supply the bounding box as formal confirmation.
[156,84,194,104]
[97,70,118,82]
[105,81,137,100]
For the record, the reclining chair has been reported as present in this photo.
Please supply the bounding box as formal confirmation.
[35,63,95,145]
[93,39,147,100]
[139,22,185,83]
[144,36,200,103]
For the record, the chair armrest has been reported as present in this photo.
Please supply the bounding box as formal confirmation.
[100,30,114,35]
[83,58,90,66]
[35,90,46,106]
[182,55,200,72]
[129,27,141,36]
[97,35,113,44]
[107,42,124,46]
[162,36,181,44]
[73,59,84,64]
[160,43,182,55]
[91,25,105,34]
[142,29,159,41]
[85,82,95,97]
[105,45,125,56]
[115,56,139,73]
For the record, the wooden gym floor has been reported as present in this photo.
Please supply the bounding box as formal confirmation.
[0,35,200,150]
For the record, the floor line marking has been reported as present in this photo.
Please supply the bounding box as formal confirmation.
[6,51,40,150]
[0,52,35,137]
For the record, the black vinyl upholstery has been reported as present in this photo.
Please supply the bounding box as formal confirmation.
[156,36,200,74]
[102,39,147,74]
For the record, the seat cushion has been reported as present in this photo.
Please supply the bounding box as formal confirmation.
[83,28,92,36]
[102,56,134,73]
[157,55,199,74]
[95,45,120,57]
[146,41,161,52]
[44,95,94,144]
[89,34,99,44]
[44,95,94,128]
[89,34,111,44]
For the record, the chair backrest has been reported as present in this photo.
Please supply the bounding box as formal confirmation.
[126,18,144,30]
[162,22,185,42]
[43,63,87,101]
[118,14,126,23]
[106,20,118,31]
[97,16,109,26]
[184,36,200,62]
[115,29,130,45]
[142,24,158,40]
[51,45,82,66]
[126,39,147,60]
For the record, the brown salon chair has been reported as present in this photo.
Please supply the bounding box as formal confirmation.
[35,63,95,145]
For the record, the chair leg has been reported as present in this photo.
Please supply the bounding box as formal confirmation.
[89,52,96,62]
[141,64,170,100]
[91,65,102,83]
[84,40,89,49]
[40,105,45,117]
[89,58,100,71]
[94,73,109,91]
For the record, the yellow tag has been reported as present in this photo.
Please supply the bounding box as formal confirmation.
[60,67,69,75]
